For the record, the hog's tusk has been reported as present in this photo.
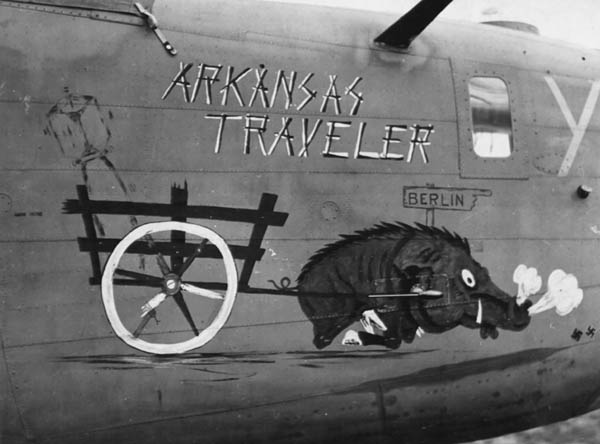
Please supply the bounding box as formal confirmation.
[476,298,483,325]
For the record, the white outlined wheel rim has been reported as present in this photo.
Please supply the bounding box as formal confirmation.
[101,222,238,354]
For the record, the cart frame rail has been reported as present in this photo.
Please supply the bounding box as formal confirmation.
[63,184,289,289]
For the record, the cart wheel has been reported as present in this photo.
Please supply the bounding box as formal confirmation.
[101,222,238,354]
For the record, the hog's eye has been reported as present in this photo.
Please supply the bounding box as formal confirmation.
[461,269,476,288]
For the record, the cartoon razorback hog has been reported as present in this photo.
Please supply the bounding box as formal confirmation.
[297,223,532,349]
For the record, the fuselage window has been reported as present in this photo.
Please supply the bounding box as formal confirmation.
[468,77,513,158]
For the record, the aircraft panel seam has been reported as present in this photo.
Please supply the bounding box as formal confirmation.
[6,280,600,349]
[0,323,34,440]
[0,169,461,176]
[0,0,145,25]
[36,385,380,442]
[3,237,600,243]
[456,55,597,81]
[448,57,463,176]
[0,99,458,124]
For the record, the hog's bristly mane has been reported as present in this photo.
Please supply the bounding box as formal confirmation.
[298,222,471,284]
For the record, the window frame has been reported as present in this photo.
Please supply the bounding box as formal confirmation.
[469,76,514,159]
[452,60,529,179]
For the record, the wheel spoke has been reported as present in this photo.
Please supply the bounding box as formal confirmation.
[177,239,208,276]
[181,282,224,300]
[115,268,162,284]
[170,225,185,274]
[133,310,155,338]
[156,252,171,276]
[173,291,200,336]
[141,292,168,317]
[102,221,238,354]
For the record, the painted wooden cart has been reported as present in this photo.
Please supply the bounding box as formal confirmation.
[63,184,289,354]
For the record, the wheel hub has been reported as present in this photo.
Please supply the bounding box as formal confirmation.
[163,273,181,295]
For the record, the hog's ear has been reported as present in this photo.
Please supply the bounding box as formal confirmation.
[392,243,449,275]
[394,265,434,282]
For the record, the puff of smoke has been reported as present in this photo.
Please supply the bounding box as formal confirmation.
[512,264,542,306]
[528,269,583,316]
